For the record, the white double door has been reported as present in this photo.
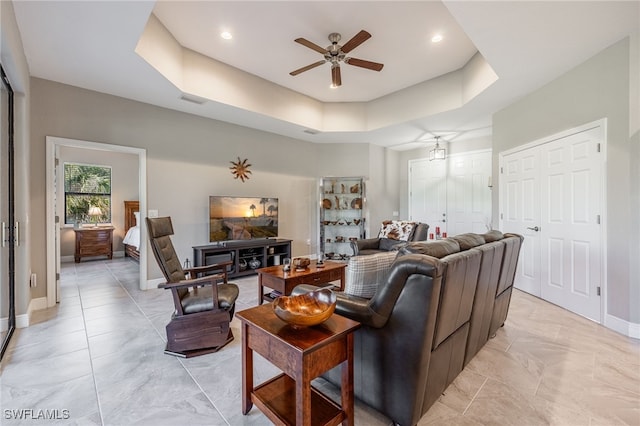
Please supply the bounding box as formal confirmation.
[500,124,604,322]
[409,150,492,238]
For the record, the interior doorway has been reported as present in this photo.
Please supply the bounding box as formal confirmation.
[499,120,606,323]
[45,137,147,307]
[408,150,492,237]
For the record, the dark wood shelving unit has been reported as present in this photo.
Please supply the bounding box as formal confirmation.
[193,238,291,279]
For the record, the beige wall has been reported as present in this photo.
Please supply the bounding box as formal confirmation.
[57,146,139,257]
[493,36,638,324]
[28,79,396,302]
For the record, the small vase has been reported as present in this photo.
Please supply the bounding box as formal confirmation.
[248,256,261,269]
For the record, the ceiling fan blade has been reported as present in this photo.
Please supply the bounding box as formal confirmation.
[294,38,327,54]
[332,65,342,87]
[290,60,326,76]
[345,57,384,72]
[340,30,371,53]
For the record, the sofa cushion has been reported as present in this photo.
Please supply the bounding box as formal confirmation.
[482,230,504,243]
[399,239,461,259]
[378,220,417,241]
[344,251,398,298]
[450,233,485,251]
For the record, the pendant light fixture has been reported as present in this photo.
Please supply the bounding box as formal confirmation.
[429,136,446,161]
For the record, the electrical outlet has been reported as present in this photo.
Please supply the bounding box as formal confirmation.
[393,211,399,217]
[30,273,37,288]
[148,209,159,218]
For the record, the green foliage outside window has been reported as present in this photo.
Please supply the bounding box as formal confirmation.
[64,163,112,225]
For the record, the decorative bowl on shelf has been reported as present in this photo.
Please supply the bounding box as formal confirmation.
[272,288,337,327]
[322,199,332,209]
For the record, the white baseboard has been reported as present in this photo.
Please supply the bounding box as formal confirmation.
[145,278,164,290]
[605,313,640,339]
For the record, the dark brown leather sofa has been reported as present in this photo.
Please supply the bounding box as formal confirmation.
[294,230,523,426]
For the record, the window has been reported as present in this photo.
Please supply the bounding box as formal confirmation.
[64,163,112,225]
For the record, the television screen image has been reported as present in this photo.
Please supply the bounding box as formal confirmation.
[209,196,278,242]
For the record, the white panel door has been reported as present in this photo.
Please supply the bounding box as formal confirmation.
[409,158,447,236]
[539,128,602,321]
[502,148,542,296]
[501,125,603,322]
[447,151,492,236]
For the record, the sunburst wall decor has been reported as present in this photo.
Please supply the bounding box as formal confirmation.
[229,157,252,182]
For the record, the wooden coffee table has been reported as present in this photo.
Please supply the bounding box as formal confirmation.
[257,261,347,304]
[237,303,360,426]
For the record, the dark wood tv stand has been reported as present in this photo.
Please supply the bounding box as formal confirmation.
[193,239,292,279]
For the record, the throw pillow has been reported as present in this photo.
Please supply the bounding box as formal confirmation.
[344,251,398,298]
[378,220,417,241]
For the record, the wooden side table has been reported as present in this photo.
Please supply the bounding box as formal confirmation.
[237,303,360,426]
[74,226,114,262]
[257,261,347,304]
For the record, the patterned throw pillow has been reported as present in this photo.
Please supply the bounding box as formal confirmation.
[377,220,417,241]
[344,251,398,298]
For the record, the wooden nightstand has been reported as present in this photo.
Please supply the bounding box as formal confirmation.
[74,226,114,263]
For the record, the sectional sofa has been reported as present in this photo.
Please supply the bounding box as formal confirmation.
[294,230,523,426]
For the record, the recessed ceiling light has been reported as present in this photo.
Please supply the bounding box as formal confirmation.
[431,34,443,43]
[220,31,232,40]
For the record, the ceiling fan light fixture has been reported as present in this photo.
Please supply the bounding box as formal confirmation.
[290,30,383,87]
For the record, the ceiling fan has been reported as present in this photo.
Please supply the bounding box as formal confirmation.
[289,30,384,87]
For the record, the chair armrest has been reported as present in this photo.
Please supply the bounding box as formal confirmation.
[158,275,221,290]
[184,261,232,282]
[354,238,382,253]
[333,292,389,328]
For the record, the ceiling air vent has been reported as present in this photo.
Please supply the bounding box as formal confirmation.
[179,93,207,105]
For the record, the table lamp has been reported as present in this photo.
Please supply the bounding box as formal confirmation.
[88,206,102,227]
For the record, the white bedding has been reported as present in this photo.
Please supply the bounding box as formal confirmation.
[123,211,140,250]
[123,226,140,250]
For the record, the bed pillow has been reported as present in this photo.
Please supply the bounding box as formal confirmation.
[344,251,398,299]
[133,211,140,227]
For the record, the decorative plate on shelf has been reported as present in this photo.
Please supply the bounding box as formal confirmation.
[322,198,332,209]
[351,198,362,209]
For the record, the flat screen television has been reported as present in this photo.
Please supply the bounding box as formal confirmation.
[209,196,278,242]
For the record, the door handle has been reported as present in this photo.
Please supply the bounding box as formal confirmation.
[526,226,540,232]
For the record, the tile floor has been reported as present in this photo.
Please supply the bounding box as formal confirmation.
[1,258,639,425]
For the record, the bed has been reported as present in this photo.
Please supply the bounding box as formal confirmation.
[123,200,140,261]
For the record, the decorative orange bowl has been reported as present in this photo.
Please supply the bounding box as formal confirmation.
[272,288,337,327]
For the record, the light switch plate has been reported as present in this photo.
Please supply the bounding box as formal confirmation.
[148,209,159,218]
